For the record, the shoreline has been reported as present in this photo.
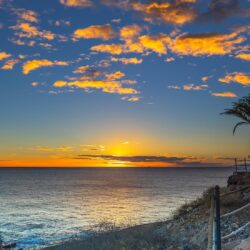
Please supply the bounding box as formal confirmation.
[43,173,250,250]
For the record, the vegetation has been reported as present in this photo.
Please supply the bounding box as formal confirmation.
[221,93,250,134]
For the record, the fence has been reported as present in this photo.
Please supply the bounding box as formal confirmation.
[234,157,250,173]
[207,185,250,250]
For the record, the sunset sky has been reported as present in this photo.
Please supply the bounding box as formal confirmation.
[0,0,249,167]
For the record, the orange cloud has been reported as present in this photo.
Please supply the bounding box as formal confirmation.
[12,22,55,40]
[235,53,250,61]
[121,96,140,102]
[1,59,19,70]
[131,1,197,25]
[73,24,116,40]
[201,75,212,82]
[219,72,250,86]
[17,9,38,23]
[73,65,91,73]
[120,24,142,40]
[23,59,69,74]
[73,66,102,80]
[169,31,245,56]
[111,57,143,64]
[139,34,170,55]
[212,92,237,98]
[59,0,92,7]
[53,80,138,95]
[91,44,123,54]
[0,52,11,61]
[166,57,175,62]
[183,83,208,91]
[105,71,125,81]
[32,146,73,152]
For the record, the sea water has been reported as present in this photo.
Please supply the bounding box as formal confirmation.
[0,167,233,249]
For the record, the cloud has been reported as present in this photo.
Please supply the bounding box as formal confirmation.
[91,44,123,54]
[22,59,69,74]
[169,31,245,56]
[200,0,250,22]
[201,75,213,82]
[1,59,19,70]
[32,146,73,152]
[59,0,92,7]
[168,85,181,90]
[166,57,175,62]
[31,82,39,87]
[92,27,245,58]
[74,154,223,167]
[73,65,102,80]
[81,144,106,152]
[235,53,250,61]
[16,9,39,23]
[54,20,71,27]
[130,1,198,25]
[73,24,116,40]
[111,57,143,64]
[212,91,237,98]
[219,72,250,86]
[105,71,125,81]
[121,96,140,102]
[11,22,55,40]
[53,80,139,95]
[139,34,170,55]
[91,35,170,56]
[0,52,11,61]
[183,83,208,91]
[120,24,142,40]
[169,83,208,91]
[103,0,249,25]
[73,65,91,73]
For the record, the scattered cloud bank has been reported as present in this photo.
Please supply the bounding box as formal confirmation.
[0,0,249,101]
[53,79,138,95]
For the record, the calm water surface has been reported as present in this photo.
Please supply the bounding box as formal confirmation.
[0,167,233,249]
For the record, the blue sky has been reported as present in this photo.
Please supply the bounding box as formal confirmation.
[0,0,249,167]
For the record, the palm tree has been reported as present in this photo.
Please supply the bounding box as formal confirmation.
[221,93,250,135]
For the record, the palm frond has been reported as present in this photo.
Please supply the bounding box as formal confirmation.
[221,93,250,135]
[233,122,249,135]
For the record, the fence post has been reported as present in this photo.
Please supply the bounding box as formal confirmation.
[214,186,221,250]
[244,158,247,172]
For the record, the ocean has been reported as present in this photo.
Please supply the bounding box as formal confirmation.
[0,167,233,249]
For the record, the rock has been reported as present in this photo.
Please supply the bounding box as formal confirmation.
[228,172,250,189]
[232,237,250,250]
[3,243,17,249]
